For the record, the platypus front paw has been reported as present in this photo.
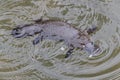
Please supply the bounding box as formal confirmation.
[33,38,40,45]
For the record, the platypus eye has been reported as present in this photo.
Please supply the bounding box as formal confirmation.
[12,28,22,35]
[15,29,21,34]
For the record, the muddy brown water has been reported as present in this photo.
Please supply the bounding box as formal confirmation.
[0,0,120,80]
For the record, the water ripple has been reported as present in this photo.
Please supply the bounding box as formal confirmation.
[0,0,120,80]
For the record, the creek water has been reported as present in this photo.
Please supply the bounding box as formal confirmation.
[0,0,120,80]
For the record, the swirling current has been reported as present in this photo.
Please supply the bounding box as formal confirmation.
[0,0,120,80]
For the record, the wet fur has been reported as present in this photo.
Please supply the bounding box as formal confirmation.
[12,19,99,58]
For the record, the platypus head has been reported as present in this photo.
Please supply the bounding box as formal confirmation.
[12,27,26,38]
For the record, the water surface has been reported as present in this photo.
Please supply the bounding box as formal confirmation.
[0,0,120,80]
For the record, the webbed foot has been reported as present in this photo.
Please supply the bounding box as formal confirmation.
[65,45,74,58]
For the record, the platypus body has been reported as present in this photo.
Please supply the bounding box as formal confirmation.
[12,20,100,58]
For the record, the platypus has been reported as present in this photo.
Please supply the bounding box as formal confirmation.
[12,19,100,58]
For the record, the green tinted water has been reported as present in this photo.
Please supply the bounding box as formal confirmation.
[0,0,120,80]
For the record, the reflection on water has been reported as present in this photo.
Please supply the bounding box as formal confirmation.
[0,0,120,80]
